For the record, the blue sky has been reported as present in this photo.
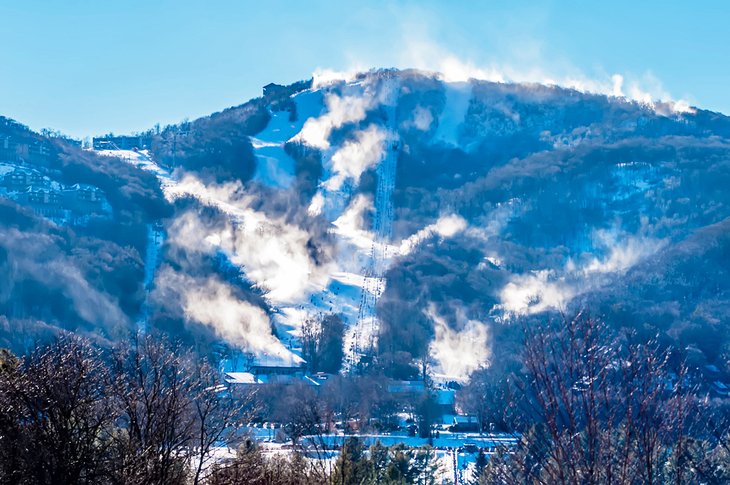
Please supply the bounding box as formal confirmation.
[1,1,728,138]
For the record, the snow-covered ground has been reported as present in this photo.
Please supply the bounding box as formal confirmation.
[95,148,174,185]
[251,90,323,188]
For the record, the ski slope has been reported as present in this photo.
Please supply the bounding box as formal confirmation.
[93,75,466,371]
[346,95,399,368]
[93,148,170,333]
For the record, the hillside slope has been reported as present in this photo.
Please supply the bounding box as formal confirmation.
[2,69,729,380]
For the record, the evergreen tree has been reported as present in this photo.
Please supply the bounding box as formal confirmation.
[332,437,370,485]
[473,450,488,485]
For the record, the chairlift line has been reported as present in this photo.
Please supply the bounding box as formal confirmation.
[350,89,399,371]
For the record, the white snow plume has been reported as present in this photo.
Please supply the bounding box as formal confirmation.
[397,34,696,114]
[398,214,467,255]
[295,74,400,150]
[332,193,375,250]
[401,105,434,131]
[157,269,301,365]
[583,230,665,274]
[312,68,361,88]
[499,231,664,317]
[325,124,390,191]
[400,36,505,84]
[0,228,128,332]
[165,175,333,305]
[498,270,574,317]
[51,262,128,330]
[295,92,372,149]
[307,191,326,217]
[464,200,520,242]
[426,304,490,382]
[413,105,434,131]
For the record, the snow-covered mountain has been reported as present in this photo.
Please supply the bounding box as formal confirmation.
[2,69,729,381]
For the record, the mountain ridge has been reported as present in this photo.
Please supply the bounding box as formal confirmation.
[0,68,728,381]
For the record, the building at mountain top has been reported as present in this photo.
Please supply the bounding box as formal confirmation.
[262,83,286,97]
[92,135,150,151]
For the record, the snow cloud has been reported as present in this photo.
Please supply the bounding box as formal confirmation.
[498,230,665,317]
[325,22,696,115]
[426,304,490,382]
[398,214,467,255]
[0,228,128,333]
[401,105,434,131]
[155,268,302,365]
[332,193,375,251]
[499,270,574,317]
[312,68,361,89]
[325,124,390,191]
[165,175,333,304]
[294,92,373,149]
[582,230,665,275]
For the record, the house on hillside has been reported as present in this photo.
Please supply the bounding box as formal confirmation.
[225,372,264,386]
[1,137,52,165]
[223,352,310,388]
[387,380,426,398]
[62,184,108,214]
[2,167,46,190]
[15,186,66,220]
[248,355,305,377]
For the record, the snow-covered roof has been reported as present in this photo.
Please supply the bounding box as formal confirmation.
[387,380,426,394]
[25,185,58,194]
[453,415,478,424]
[3,166,36,175]
[251,352,305,368]
[0,164,16,176]
[225,372,263,385]
[65,183,102,191]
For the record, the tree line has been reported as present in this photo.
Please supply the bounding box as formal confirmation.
[0,334,250,485]
[468,313,730,484]
[1,312,729,484]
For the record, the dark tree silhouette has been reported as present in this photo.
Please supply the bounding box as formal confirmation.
[0,336,116,485]
[480,312,724,485]
[301,314,345,374]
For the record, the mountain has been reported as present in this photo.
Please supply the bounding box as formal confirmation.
[1,69,729,381]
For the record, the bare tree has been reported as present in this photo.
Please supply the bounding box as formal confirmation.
[190,362,256,485]
[0,334,257,485]
[482,312,712,485]
[0,336,116,485]
[109,334,198,484]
